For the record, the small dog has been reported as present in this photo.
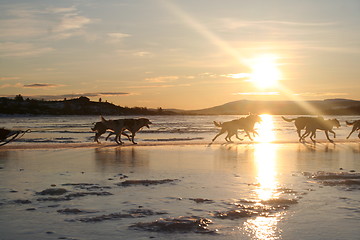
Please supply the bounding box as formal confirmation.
[212,114,262,142]
[282,116,324,141]
[300,118,340,143]
[346,120,360,139]
[92,117,152,144]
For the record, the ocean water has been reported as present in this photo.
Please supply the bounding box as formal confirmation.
[1,115,360,239]
[0,114,359,145]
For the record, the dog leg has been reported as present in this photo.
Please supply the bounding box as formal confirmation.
[347,129,355,139]
[121,132,131,142]
[329,130,336,138]
[310,131,316,143]
[212,129,225,142]
[235,132,243,141]
[115,133,124,145]
[325,131,333,143]
[225,133,233,142]
[300,131,310,142]
[297,129,302,139]
[131,133,137,144]
[105,132,114,141]
[245,130,253,141]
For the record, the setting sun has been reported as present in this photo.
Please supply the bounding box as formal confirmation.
[247,54,282,89]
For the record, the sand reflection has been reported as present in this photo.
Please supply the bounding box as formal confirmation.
[244,143,281,240]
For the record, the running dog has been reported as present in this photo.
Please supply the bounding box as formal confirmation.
[282,116,325,141]
[300,118,340,143]
[346,120,360,139]
[92,117,152,144]
[212,114,262,142]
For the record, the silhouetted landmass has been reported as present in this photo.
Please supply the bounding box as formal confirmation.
[180,99,360,115]
[1,95,360,115]
[0,96,175,115]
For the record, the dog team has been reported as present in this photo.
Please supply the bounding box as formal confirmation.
[92,114,360,145]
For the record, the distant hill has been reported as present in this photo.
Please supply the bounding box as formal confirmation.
[178,99,360,115]
[0,95,176,115]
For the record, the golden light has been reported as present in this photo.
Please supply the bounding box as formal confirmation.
[254,114,276,143]
[247,54,282,89]
[253,143,279,201]
[244,215,281,240]
[243,143,280,240]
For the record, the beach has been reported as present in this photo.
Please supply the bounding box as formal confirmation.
[1,142,360,240]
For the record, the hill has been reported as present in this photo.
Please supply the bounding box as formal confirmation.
[180,99,360,115]
[0,95,175,115]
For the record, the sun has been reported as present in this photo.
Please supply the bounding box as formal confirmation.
[247,54,282,89]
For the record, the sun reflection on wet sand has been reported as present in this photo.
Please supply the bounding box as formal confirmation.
[254,143,279,201]
[244,141,281,239]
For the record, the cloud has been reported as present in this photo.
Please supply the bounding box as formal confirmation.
[106,32,131,43]
[0,77,20,81]
[223,73,251,79]
[0,4,94,41]
[234,92,280,95]
[23,83,62,88]
[28,92,130,100]
[145,76,179,83]
[0,42,54,57]
[56,14,92,33]
[0,83,23,89]
[294,92,348,97]
[218,19,337,31]
[133,51,151,57]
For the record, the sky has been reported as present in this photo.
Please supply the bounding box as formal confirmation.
[1,0,360,110]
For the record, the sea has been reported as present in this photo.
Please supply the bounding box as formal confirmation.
[1,114,360,240]
[0,114,359,145]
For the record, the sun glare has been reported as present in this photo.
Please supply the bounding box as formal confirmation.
[255,114,276,143]
[247,54,282,89]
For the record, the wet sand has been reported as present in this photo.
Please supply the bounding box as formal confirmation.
[0,142,360,240]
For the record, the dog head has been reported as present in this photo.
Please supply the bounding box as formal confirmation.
[332,119,341,128]
[92,122,108,133]
[138,118,152,128]
[248,114,262,123]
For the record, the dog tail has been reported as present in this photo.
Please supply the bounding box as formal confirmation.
[281,116,296,122]
[346,120,355,126]
[213,121,222,127]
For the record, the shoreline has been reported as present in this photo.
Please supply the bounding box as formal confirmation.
[1,140,359,150]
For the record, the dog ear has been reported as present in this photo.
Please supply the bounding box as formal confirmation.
[100,115,106,122]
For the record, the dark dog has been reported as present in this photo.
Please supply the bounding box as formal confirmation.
[212,114,262,142]
[282,116,326,141]
[346,120,360,139]
[0,128,30,146]
[300,118,340,143]
[92,117,152,144]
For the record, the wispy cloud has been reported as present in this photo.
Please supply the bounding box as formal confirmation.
[12,92,131,101]
[145,76,179,83]
[106,32,131,44]
[234,92,280,95]
[0,83,23,89]
[0,4,94,41]
[0,77,20,81]
[0,42,54,57]
[223,73,250,79]
[23,83,63,88]
[218,19,337,30]
[294,92,348,97]
[133,51,152,57]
